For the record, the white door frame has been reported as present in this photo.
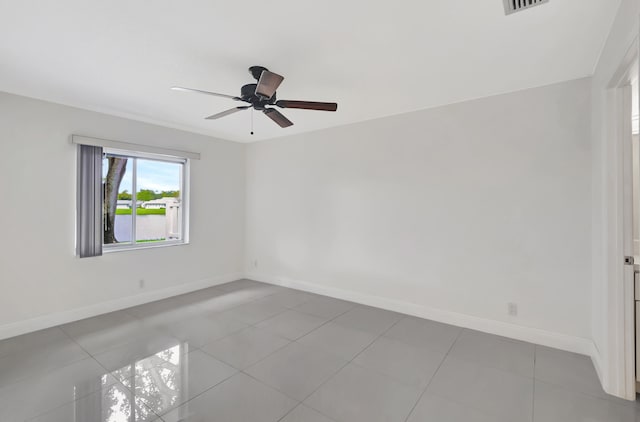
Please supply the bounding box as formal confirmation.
[606,36,638,400]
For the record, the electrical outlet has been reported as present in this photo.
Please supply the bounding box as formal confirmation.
[508,302,518,316]
[139,279,145,289]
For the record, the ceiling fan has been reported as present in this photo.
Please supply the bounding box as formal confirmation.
[171,66,338,129]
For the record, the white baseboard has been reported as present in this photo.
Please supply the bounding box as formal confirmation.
[246,272,595,357]
[0,272,243,341]
[590,342,607,393]
[0,269,597,361]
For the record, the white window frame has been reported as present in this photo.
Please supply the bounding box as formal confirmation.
[102,147,190,253]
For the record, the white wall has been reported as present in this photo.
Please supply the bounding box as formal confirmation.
[0,76,598,357]
[246,78,593,350]
[590,0,639,396]
[0,92,245,338]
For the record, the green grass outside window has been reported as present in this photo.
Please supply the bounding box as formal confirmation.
[115,208,166,216]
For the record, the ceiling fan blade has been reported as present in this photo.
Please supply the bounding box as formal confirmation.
[205,106,250,120]
[172,86,240,100]
[263,108,293,128]
[255,71,284,99]
[275,100,337,112]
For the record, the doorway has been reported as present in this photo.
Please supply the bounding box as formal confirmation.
[614,44,639,400]
[631,62,640,394]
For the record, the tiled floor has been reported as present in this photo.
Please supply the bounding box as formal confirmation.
[0,279,637,421]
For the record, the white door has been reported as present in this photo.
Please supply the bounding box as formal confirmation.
[621,82,635,395]
[633,57,640,387]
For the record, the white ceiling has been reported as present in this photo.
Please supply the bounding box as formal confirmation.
[0,0,621,142]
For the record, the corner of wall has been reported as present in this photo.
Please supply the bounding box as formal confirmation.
[0,272,243,341]
[590,341,608,394]
[246,272,595,357]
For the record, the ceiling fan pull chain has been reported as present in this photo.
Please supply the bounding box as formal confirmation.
[251,108,254,135]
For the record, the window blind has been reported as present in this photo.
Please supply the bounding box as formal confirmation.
[77,144,103,258]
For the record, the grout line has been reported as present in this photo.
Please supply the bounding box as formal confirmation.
[0,333,90,389]
[15,280,610,422]
[149,364,238,421]
[288,298,358,320]
[275,404,338,422]
[249,303,397,422]
[403,328,541,421]
[238,370,304,416]
[57,318,233,421]
[7,355,120,421]
[237,287,443,421]
[115,286,281,419]
[234,301,363,422]
[63,318,185,360]
[532,346,630,405]
[126,288,288,351]
[198,326,291,369]
[532,377,624,405]
[58,327,170,422]
[402,326,464,422]
[18,282,339,422]
[167,290,319,365]
[286,314,408,421]
[235,300,357,380]
[275,407,298,422]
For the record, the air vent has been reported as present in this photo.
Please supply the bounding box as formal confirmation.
[503,0,549,15]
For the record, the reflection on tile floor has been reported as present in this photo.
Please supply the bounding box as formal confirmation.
[0,279,637,421]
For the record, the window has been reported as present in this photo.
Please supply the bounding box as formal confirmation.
[75,135,197,257]
[102,149,187,250]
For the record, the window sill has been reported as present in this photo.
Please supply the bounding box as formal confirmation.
[102,241,189,254]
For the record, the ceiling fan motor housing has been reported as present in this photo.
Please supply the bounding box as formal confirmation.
[241,83,277,110]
